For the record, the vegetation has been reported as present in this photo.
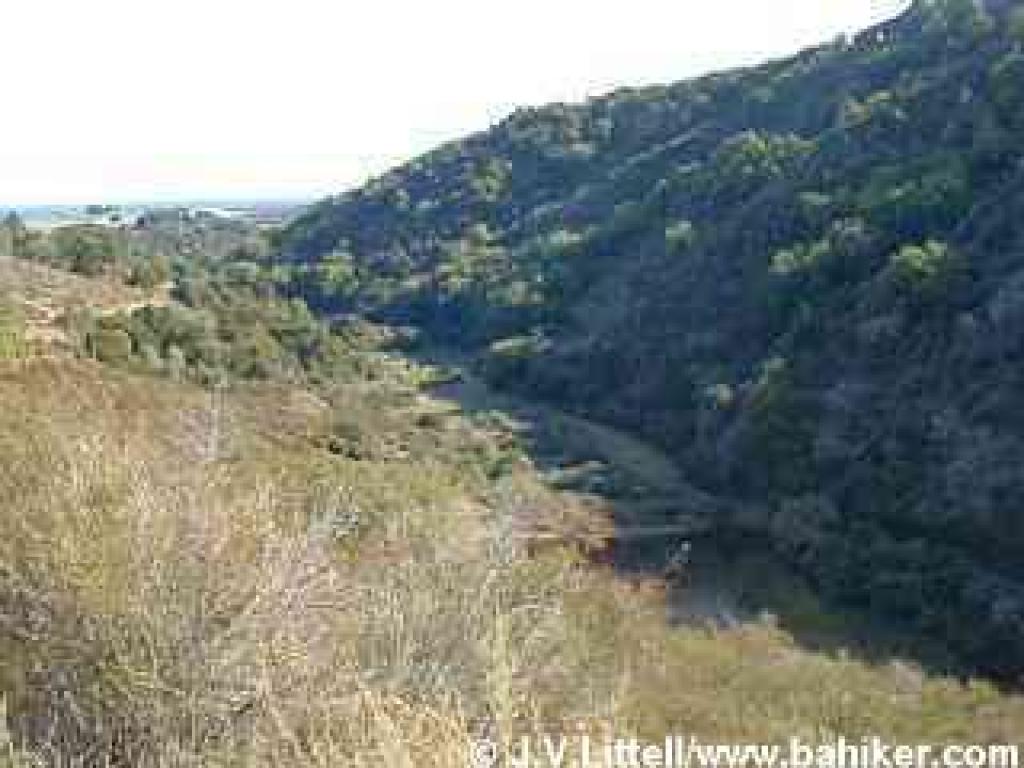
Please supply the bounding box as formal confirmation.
[0,302,26,361]
[275,0,1024,681]
[4,1,1024,762]
[1,207,271,285]
[0,347,1021,765]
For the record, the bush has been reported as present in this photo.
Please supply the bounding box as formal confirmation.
[128,255,171,291]
[89,328,134,364]
[55,230,115,277]
[482,334,548,386]
[888,240,966,303]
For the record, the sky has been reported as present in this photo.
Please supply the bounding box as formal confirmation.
[0,0,910,205]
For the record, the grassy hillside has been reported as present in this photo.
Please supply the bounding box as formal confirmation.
[274,0,1024,680]
[1,350,1023,764]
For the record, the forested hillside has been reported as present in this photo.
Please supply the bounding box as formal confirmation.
[275,0,1024,679]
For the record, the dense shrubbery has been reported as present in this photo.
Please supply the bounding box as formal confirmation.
[82,274,363,388]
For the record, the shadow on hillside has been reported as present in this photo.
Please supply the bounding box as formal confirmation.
[417,353,986,687]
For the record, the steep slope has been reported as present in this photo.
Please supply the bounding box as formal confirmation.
[276,0,1024,680]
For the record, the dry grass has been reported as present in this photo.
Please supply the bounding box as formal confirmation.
[0,257,171,356]
[0,361,1021,765]
[0,258,159,313]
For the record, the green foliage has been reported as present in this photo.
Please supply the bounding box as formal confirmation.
[482,334,549,385]
[918,0,995,42]
[89,328,134,364]
[664,219,696,251]
[56,229,116,277]
[1012,6,1024,43]
[269,1,1024,679]
[857,159,970,239]
[739,358,817,496]
[127,254,171,291]
[90,267,371,388]
[888,240,965,301]
[714,131,814,182]
[989,52,1024,127]
[771,239,832,276]
[0,303,26,361]
[471,157,511,201]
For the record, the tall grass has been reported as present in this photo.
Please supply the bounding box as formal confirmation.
[0,363,1021,765]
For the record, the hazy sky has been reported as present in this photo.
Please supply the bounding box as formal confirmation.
[1,0,909,205]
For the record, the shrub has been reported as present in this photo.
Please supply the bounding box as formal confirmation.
[128,255,171,291]
[89,328,134,364]
[0,303,26,361]
[889,239,967,303]
[664,219,696,251]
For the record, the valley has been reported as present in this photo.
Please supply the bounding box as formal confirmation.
[275,0,1024,684]
[3,0,1024,762]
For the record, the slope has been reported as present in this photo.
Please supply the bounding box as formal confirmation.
[274,0,1024,680]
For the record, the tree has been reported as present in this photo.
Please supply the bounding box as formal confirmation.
[919,0,994,43]
[888,240,967,305]
[129,255,172,291]
[1,213,27,259]
[1012,6,1024,47]
[2,212,23,231]
[58,231,115,277]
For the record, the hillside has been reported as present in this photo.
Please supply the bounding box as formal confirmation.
[275,0,1024,680]
[2,272,1024,763]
